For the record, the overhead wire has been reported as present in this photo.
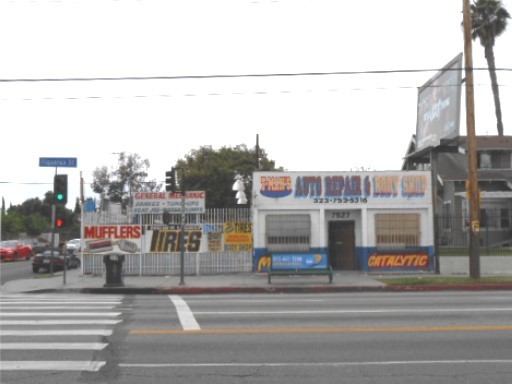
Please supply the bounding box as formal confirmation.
[1,68,510,101]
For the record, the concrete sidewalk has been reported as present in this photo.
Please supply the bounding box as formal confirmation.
[2,267,512,294]
[1,269,386,294]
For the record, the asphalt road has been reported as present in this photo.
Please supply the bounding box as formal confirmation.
[0,259,33,285]
[2,291,512,384]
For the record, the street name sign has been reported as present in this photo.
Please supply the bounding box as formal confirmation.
[39,157,78,168]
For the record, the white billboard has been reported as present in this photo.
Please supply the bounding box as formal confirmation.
[416,53,463,151]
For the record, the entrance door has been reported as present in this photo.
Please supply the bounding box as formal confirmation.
[328,221,356,270]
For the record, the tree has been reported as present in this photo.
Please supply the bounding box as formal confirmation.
[176,144,281,208]
[91,152,161,210]
[469,0,510,136]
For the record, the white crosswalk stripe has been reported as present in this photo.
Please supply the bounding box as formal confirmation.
[0,293,124,372]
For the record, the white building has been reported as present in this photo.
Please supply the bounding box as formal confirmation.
[251,171,435,273]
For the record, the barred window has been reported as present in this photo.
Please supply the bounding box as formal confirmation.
[501,208,510,229]
[375,213,420,249]
[266,214,311,252]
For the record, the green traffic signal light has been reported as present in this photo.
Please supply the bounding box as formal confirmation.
[53,174,68,204]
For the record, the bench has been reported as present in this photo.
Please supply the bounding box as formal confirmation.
[267,253,334,284]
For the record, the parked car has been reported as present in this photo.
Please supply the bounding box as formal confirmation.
[66,239,81,254]
[32,249,81,273]
[0,240,34,262]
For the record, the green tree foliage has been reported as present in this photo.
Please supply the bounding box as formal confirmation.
[469,0,510,135]
[1,194,79,241]
[175,144,282,208]
[91,152,161,210]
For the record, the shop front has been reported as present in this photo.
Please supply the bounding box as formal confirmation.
[252,171,435,273]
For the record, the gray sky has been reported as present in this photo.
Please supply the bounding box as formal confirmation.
[1,0,511,208]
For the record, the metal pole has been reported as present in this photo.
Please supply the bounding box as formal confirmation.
[462,0,480,278]
[50,204,56,275]
[179,191,186,286]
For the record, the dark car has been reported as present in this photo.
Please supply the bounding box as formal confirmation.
[32,249,81,273]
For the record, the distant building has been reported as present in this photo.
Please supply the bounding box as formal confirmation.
[402,135,512,248]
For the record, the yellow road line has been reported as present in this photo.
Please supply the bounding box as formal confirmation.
[130,325,512,335]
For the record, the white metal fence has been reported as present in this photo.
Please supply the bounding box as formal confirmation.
[82,207,253,275]
[83,251,253,276]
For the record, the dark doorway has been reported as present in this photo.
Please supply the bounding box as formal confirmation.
[328,221,356,270]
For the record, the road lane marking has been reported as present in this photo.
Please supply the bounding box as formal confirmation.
[0,320,122,325]
[130,325,512,335]
[191,307,512,315]
[169,295,200,331]
[120,359,512,368]
[0,329,113,336]
[0,361,106,371]
[0,342,108,350]
[0,312,121,317]
[0,305,118,310]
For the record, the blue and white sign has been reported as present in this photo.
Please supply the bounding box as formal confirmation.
[271,253,328,270]
[39,157,78,168]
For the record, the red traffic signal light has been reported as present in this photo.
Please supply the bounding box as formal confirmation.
[56,218,64,228]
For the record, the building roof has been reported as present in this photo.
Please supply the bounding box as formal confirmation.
[402,135,512,185]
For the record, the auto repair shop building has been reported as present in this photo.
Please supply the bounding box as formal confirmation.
[252,171,434,273]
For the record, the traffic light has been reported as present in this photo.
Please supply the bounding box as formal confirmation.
[55,217,64,228]
[53,174,68,204]
[165,168,176,192]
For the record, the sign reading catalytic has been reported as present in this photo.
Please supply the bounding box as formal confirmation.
[39,157,78,168]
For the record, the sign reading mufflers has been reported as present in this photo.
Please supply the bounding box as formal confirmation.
[84,225,142,254]
[132,191,206,214]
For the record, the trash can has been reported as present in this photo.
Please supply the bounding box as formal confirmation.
[103,253,124,287]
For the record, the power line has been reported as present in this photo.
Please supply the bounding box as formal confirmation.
[1,67,510,83]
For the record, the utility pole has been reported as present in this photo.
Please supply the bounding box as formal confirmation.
[462,0,481,278]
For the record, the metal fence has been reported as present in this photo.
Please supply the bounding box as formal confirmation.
[83,251,253,276]
[436,210,512,256]
[82,207,253,276]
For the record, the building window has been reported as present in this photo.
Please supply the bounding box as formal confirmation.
[442,202,452,229]
[266,214,311,252]
[479,208,511,229]
[375,213,420,249]
[478,151,512,169]
[500,208,510,229]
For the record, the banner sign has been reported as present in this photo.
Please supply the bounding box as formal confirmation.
[223,222,252,251]
[253,171,431,207]
[271,253,328,270]
[83,225,142,254]
[132,191,205,214]
[147,229,202,252]
[367,252,430,269]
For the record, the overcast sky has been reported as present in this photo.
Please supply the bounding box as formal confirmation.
[1,0,511,208]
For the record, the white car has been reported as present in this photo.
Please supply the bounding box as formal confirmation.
[66,239,81,254]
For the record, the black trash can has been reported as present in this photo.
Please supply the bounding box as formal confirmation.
[103,253,125,287]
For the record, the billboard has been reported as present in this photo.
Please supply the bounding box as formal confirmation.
[416,53,463,151]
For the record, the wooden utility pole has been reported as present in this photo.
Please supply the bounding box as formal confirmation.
[462,0,481,278]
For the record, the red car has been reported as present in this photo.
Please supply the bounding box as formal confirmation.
[0,240,34,262]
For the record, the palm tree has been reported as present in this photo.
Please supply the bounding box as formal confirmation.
[469,0,510,136]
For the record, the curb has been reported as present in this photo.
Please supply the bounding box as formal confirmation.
[17,283,512,295]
